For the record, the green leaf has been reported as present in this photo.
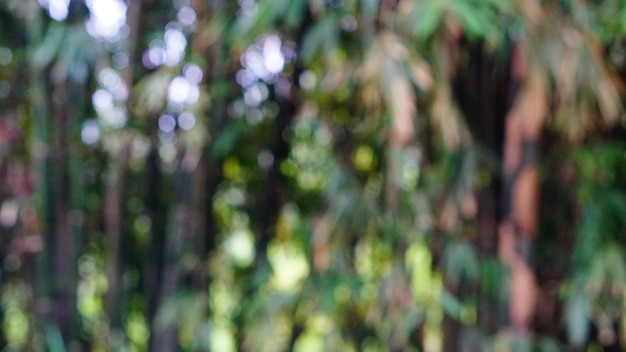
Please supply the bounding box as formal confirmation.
[52,26,94,83]
[451,0,488,38]
[442,241,480,287]
[481,258,506,300]
[212,124,241,159]
[32,23,66,69]
[300,17,337,63]
[244,1,278,36]
[285,0,307,29]
[440,288,462,318]
[535,338,560,352]
[416,3,443,39]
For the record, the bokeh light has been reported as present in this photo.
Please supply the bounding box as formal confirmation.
[39,0,70,21]
[81,119,100,145]
[85,0,128,41]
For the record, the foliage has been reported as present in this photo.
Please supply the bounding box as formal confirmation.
[0,0,625,351]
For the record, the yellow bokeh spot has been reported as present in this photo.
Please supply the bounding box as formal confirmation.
[268,242,310,292]
[126,312,149,348]
[279,159,297,177]
[223,229,255,267]
[4,307,28,346]
[294,331,324,352]
[406,241,433,302]
[353,145,375,172]
[211,324,236,352]
[78,295,102,318]
[223,158,241,180]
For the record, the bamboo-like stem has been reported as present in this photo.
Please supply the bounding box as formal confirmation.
[103,0,142,338]
[26,5,55,349]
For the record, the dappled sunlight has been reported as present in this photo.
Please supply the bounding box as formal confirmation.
[223,229,256,267]
[177,111,196,131]
[1,281,31,349]
[157,114,176,134]
[210,325,236,352]
[167,76,200,105]
[76,255,109,347]
[262,35,285,74]
[87,68,129,134]
[177,6,196,28]
[238,34,293,113]
[163,27,187,66]
[406,242,443,352]
[39,0,69,21]
[267,241,309,293]
[85,0,127,41]
[142,43,167,69]
[141,26,188,69]
[80,119,99,145]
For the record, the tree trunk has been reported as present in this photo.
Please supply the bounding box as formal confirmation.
[103,0,142,338]
[452,37,512,343]
[103,143,129,336]
[145,145,167,347]
[498,45,545,343]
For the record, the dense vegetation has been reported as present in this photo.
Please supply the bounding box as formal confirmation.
[1,0,625,351]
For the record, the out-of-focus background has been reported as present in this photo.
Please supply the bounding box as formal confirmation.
[0,0,625,351]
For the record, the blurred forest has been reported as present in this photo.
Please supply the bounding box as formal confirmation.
[1,0,626,351]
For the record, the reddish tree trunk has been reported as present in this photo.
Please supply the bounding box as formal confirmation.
[498,46,545,339]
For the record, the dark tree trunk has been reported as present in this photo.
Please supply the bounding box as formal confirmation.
[448,38,544,343]
[145,145,167,346]
[45,77,85,350]
[149,156,192,351]
[452,37,514,345]
[103,145,129,334]
[103,0,142,338]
